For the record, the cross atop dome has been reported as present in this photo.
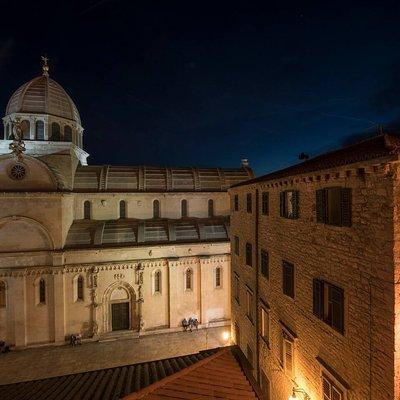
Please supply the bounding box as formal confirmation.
[41,55,49,76]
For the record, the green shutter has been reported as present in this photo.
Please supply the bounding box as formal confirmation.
[340,188,352,227]
[316,189,326,223]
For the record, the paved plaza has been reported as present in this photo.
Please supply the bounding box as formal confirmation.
[0,326,230,385]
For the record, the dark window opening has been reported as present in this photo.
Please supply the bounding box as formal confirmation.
[280,190,299,219]
[246,243,253,266]
[316,187,351,227]
[260,250,269,279]
[282,261,294,298]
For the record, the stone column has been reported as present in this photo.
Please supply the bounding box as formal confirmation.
[13,275,27,347]
[30,117,35,140]
[53,271,66,343]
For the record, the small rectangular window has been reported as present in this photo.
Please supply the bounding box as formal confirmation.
[246,243,253,266]
[234,194,239,211]
[313,279,344,334]
[215,267,222,288]
[247,193,252,213]
[282,261,294,298]
[234,236,240,256]
[280,331,294,376]
[322,375,344,400]
[260,307,269,343]
[234,274,240,303]
[260,250,269,279]
[261,192,269,215]
[316,187,351,227]
[280,190,299,219]
[246,289,253,322]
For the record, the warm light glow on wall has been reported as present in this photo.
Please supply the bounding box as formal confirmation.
[222,331,230,341]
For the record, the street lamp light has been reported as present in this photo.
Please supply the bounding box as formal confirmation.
[289,387,311,400]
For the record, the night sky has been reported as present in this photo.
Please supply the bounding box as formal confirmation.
[1,1,400,175]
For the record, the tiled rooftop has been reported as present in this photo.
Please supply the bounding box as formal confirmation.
[123,348,258,399]
[0,349,219,400]
[232,133,400,187]
[65,217,230,248]
[73,165,253,192]
[0,348,259,400]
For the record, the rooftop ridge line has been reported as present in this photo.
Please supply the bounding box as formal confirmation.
[122,348,230,399]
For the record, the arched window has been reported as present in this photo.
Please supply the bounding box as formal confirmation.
[119,200,126,219]
[208,199,214,218]
[185,268,193,290]
[215,267,222,288]
[36,121,45,140]
[153,200,160,219]
[8,123,13,139]
[0,281,6,308]
[181,199,188,218]
[39,279,46,304]
[84,201,91,219]
[51,122,61,141]
[21,120,30,140]
[64,125,72,142]
[154,270,161,293]
[77,276,84,300]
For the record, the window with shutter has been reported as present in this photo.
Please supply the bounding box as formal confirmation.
[234,236,240,256]
[260,307,269,343]
[247,193,252,213]
[246,243,253,266]
[314,279,345,334]
[282,261,294,298]
[316,187,352,227]
[322,376,343,400]
[234,194,239,211]
[280,191,299,219]
[208,199,214,217]
[316,189,327,223]
[260,250,269,278]
[0,281,6,308]
[181,199,188,218]
[246,289,253,322]
[340,188,351,227]
[261,192,269,215]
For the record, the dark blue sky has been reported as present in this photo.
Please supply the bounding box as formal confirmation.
[1,1,400,175]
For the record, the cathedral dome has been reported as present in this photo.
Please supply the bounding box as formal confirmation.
[5,75,81,125]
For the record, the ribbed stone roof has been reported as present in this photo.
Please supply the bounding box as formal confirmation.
[6,75,81,124]
[73,165,253,192]
[65,217,229,248]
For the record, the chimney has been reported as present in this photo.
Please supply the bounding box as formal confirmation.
[241,158,249,167]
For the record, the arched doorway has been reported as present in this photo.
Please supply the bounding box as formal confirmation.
[102,282,137,333]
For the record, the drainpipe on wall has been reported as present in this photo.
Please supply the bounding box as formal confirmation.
[255,188,260,383]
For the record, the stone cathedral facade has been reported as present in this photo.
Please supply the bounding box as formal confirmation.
[0,62,253,348]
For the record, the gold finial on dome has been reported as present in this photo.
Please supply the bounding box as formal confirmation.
[41,55,49,76]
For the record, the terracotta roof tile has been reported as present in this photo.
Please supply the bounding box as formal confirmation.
[232,133,400,187]
[123,348,258,399]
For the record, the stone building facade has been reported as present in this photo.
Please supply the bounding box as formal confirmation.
[229,135,400,400]
[0,61,253,349]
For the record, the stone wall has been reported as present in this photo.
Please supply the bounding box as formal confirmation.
[229,158,398,400]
